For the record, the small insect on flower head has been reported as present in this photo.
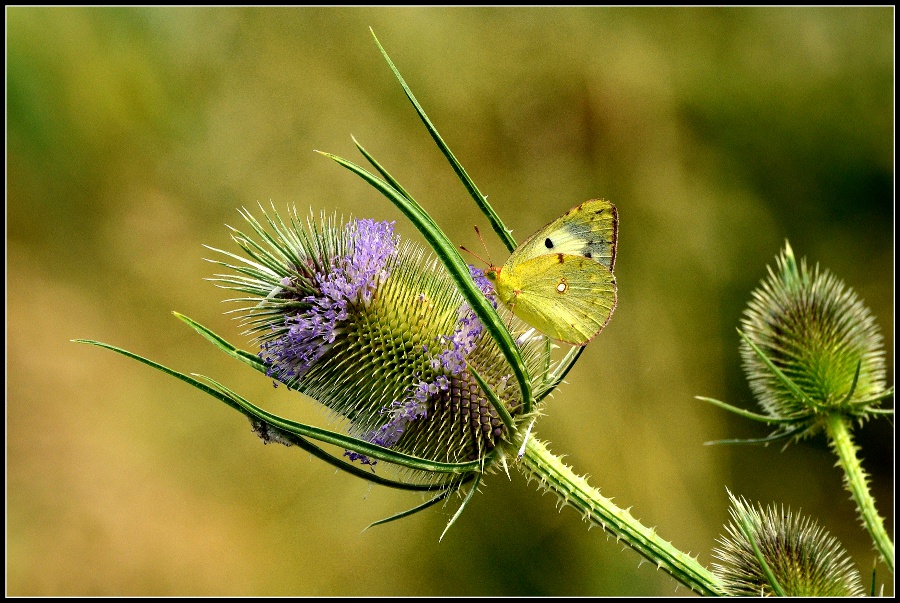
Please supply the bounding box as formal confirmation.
[212,206,546,481]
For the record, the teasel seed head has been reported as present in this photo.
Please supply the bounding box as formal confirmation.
[713,492,864,596]
[739,241,888,429]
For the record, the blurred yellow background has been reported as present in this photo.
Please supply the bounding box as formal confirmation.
[7,7,893,596]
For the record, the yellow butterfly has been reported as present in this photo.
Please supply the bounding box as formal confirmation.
[482,199,618,346]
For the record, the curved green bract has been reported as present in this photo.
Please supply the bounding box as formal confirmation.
[467,364,516,434]
[736,512,787,596]
[74,338,480,477]
[440,471,483,542]
[197,375,479,473]
[370,29,517,255]
[173,312,267,373]
[695,396,796,424]
[318,151,534,416]
[365,485,465,530]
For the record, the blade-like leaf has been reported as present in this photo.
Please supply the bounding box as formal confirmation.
[76,339,458,490]
[536,346,585,402]
[867,408,894,416]
[370,29,517,253]
[173,312,268,373]
[260,423,461,491]
[364,487,459,530]
[848,387,894,408]
[74,339,245,413]
[196,374,481,474]
[703,423,811,447]
[837,358,863,406]
[439,471,482,542]
[76,338,478,475]
[737,510,787,597]
[352,136,416,205]
[738,329,824,412]
[695,396,797,424]
[317,150,533,414]
[468,364,516,434]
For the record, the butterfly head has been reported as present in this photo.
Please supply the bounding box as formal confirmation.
[484,266,501,282]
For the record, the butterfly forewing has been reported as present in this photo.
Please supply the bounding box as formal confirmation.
[511,199,618,271]
[502,254,617,345]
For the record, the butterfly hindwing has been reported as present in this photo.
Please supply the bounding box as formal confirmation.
[510,199,618,271]
[499,253,617,345]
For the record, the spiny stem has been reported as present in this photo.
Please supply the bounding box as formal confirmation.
[824,413,894,574]
[519,437,724,596]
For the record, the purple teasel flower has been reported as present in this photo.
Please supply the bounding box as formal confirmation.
[216,209,546,473]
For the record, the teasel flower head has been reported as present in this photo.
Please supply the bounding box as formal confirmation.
[712,492,864,596]
[739,241,890,432]
[209,205,547,483]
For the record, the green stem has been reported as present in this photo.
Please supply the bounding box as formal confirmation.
[824,413,894,574]
[520,437,724,596]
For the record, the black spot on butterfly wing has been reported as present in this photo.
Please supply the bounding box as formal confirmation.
[544,238,554,249]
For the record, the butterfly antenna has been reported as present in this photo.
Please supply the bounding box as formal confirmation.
[459,245,490,267]
[473,225,494,265]
[460,226,495,268]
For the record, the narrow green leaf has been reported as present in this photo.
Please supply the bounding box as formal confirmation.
[468,364,516,434]
[247,414,463,491]
[848,386,894,408]
[260,425,460,492]
[695,396,796,424]
[541,336,553,378]
[196,374,481,474]
[737,511,786,596]
[536,346,585,402]
[317,150,533,414]
[352,136,417,205]
[837,358,863,406]
[364,488,457,530]
[77,340,479,473]
[75,339,457,490]
[439,471,482,542]
[74,339,245,414]
[868,408,894,415]
[370,28,517,253]
[738,329,824,412]
[703,423,811,447]
[173,312,268,373]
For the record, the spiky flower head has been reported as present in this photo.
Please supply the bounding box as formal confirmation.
[210,205,547,482]
[712,493,864,596]
[740,241,889,428]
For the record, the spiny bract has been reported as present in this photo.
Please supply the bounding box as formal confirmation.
[740,242,887,424]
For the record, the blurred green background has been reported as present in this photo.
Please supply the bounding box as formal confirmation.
[7,7,893,596]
